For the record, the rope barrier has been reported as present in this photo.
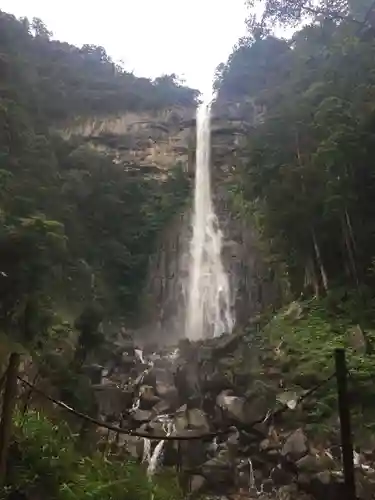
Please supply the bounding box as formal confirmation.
[17,371,335,441]
[17,376,234,441]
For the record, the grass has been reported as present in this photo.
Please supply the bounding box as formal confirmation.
[3,409,182,500]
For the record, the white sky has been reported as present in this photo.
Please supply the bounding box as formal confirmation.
[0,0,249,95]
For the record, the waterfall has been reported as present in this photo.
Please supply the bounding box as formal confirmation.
[185,101,234,340]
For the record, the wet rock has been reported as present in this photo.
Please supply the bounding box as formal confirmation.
[83,363,103,384]
[150,399,172,417]
[130,408,152,423]
[188,408,210,431]
[281,428,308,460]
[155,382,178,404]
[175,362,201,400]
[200,450,235,490]
[173,406,210,432]
[216,391,247,423]
[179,439,207,470]
[201,368,233,395]
[139,420,165,435]
[139,385,160,409]
[270,465,295,486]
[122,353,136,368]
[296,452,336,472]
[92,385,133,415]
[118,434,144,459]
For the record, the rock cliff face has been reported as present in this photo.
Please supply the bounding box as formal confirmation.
[60,102,280,342]
[60,106,196,178]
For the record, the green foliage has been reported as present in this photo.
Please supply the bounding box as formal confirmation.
[0,9,193,325]
[258,295,375,439]
[215,20,375,299]
[4,409,182,500]
[245,0,374,35]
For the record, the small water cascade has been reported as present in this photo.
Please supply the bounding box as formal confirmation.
[146,419,174,478]
[185,101,234,340]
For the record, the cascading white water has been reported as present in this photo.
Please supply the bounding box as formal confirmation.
[185,101,234,340]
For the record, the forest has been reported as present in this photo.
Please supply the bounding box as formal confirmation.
[215,0,375,305]
[0,11,197,339]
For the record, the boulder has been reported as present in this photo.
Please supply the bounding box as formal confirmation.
[150,399,172,417]
[172,406,210,433]
[200,449,235,491]
[117,434,144,459]
[130,408,152,423]
[281,428,308,460]
[92,385,133,416]
[139,385,160,409]
[189,475,206,493]
[296,452,336,473]
[216,391,247,423]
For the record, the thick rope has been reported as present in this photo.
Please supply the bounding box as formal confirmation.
[17,372,335,441]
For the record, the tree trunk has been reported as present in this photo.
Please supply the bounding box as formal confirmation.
[0,352,20,484]
[341,212,359,288]
[305,256,320,298]
[311,228,329,292]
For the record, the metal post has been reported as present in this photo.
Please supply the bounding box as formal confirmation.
[335,348,356,500]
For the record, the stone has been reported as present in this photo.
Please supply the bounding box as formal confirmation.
[139,420,165,435]
[201,369,233,394]
[278,484,298,500]
[281,428,308,460]
[150,399,172,417]
[130,408,152,423]
[139,385,160,409]
[200,450,235,489]
[260,438,280,452]
[296,454,323,472]
[187,408,210,431]
[270,465,294,486]
[348,324,367,354]
[118,435,144,459]
[92,385,133,416]
[155,383,179,408]
[216,391,247,423]
[276,391,299,410]
[314,470,332,485]
[190,475,206,493]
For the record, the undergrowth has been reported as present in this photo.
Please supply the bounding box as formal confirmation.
[250,289,375,443]
[3,409,181,500]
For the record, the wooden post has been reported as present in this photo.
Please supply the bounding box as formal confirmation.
[335,348,356,500]
[0,352,20,484]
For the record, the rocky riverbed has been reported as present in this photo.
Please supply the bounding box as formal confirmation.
[88,330,375,500]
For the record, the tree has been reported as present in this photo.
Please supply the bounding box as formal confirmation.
[215,17,375,301]
[31,17,53,39]
[245,0,375,35]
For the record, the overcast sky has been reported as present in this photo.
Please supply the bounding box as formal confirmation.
[0,0,250,95]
